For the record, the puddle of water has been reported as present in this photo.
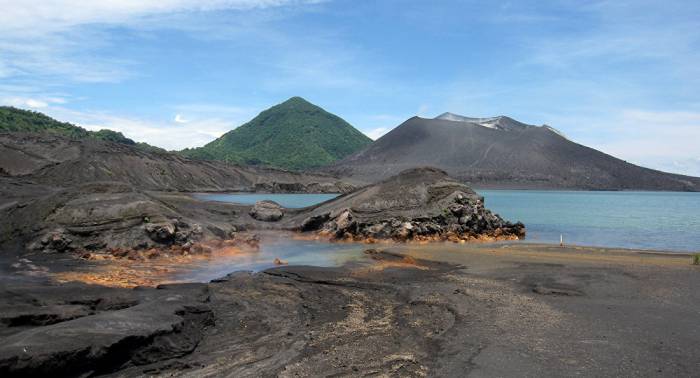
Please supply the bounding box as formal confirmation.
[170,235,367,282]
[53,233,368,287]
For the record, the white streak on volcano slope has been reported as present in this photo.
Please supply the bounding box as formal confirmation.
[435,112,567,138]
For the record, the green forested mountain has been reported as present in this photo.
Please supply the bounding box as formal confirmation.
[181,97,372,170]
[0,106,163,151]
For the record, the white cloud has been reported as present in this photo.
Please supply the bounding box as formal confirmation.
[43,107,242,150]
[417,104,430,117]
[0,0,326,84]
[365,127,389,140]
[0,0,331,152]
[0,1,325,36]
[173,103,251,115]
[0,28,135,83]
[574,109,700,176]
[0,96,67,109]
[353,113,409,141]
[25,99,48,108]
[260,47,369,91]
[521,1,700,84]
[668,158,700,177]
[174,114,189,123]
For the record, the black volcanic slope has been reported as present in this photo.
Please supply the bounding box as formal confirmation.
[326,115,700,191]
[0,133,351,193]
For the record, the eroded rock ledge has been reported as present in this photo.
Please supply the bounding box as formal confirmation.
[0,168,524,262]
[296,167,525,242]
[0,282,213,377]
[0,250,460,377]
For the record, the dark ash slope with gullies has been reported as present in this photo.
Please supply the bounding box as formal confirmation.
[0,133,352,193]
[325,115,700,191]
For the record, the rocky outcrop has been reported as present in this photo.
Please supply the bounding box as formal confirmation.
[1,181,237,257]
[249,200,284,222]
[294,167,525,242]
[0,252,458,377]
[1,166,524,261]
[2,248,700,376]
[36,230,75,253]
[0,282,212,377]
[144,221,203,245]
[299,213,331,232]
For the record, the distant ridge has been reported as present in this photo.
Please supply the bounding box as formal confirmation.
[0,132,351,192]
[0,106,163,152]
[181,97,372,170]
[324,115,700,191]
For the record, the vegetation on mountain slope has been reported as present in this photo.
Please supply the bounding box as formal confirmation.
[0,106,163,151]
[181,97,372,170]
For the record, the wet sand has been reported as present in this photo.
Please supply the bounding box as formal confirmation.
[1,242,699,377]
[397,241,699,268]
[391,242,700,376]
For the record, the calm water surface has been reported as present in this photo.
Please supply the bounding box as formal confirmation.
[479,190,700,253]
[193,192,337,208]
[172,236,366,282]
[194,191,700,252]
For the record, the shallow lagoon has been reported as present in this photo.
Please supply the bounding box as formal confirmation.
[63,191,700,286]
[192,192,338,208]
[195,190,700,252]
[171,236,366,282]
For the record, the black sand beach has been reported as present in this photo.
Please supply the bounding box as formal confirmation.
[2,243,699,377]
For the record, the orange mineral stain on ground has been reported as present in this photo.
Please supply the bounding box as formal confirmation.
[53,243,258,288]
[297,230,521,245]
[365,256,429,272]
[352,249,430,275]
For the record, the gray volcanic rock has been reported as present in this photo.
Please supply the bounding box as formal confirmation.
[325,115,700,191]
[0,133,352,193]
[0,255,460,377]
[0,283,212,377]
[435,113,532,131]
[0,168,521,257]
[293,167,524,241]
[0,181,235,256]
[3,248,700,376]
[249,200,284,222]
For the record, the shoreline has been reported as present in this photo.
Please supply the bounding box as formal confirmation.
[479,240,700,257]
[186,189,700,255]
[2,243,699,376]
[391,241,700,269]
[3,237,697,291]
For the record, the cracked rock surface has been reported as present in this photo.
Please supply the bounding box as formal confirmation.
[293,167,525,241]
[2,248,698,377]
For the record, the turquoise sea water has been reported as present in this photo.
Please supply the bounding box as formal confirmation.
[194,191,700,252]
[479,190,700,253]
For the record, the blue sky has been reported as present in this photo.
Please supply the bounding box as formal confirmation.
[1,0,699,175]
